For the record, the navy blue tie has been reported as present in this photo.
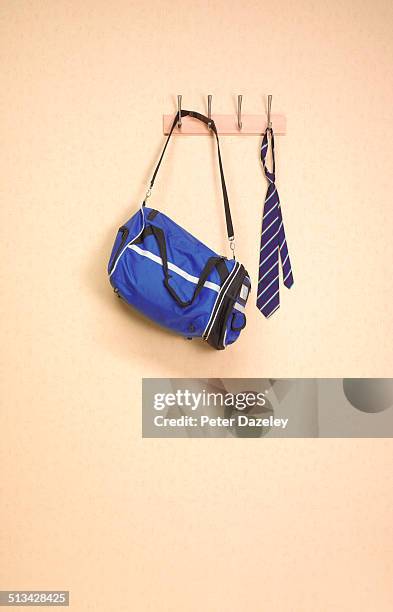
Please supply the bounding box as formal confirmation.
[257,128,294,317]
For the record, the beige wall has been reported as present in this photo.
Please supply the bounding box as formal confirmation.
[1,1,393,610]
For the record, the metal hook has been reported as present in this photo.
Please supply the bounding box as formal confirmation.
[207,94,212,128]
[177,95,182,128]
[267,94,272,129]
[237,95,243,130]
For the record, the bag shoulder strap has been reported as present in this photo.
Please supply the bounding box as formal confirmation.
[143,110,234,242]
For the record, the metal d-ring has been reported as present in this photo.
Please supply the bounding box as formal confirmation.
[229,237,236,260]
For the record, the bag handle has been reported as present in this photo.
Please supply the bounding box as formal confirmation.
[148,225,224,308]
[143,110,235,244]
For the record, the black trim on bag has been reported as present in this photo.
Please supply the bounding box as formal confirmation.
[134,226,229,285]
[206,264,249,350]
[133,226,153,244]
[231,312,246,331]
[147,209,159,220]
[216,259,229,284]
[203,262,240,341]
[150,225,224,308]
[108,226,129,274]
[135,224,226,309]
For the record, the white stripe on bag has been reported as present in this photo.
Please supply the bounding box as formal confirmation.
[233,302,245,313]
[128,244,245,319]
[128,244,221,292]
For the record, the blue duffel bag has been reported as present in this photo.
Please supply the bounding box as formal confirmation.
[108,110,251,349]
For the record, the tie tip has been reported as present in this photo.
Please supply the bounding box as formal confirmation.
[256,303,280,318]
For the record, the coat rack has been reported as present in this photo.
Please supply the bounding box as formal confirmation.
[163,95,286,135]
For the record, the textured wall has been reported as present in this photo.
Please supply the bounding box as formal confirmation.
[1,1,393,610]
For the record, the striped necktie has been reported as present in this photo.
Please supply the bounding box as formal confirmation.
[257,128,294,317]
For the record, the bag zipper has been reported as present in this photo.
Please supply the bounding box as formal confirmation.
[109,226,129,274]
